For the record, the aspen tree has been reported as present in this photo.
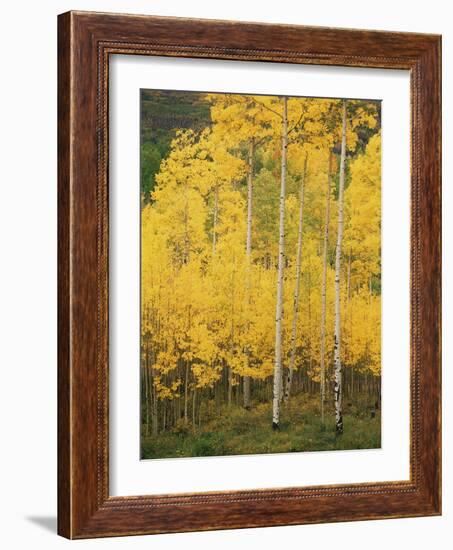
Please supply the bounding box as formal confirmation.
[320,151,333,424]
[272,96,288,430]
[212,185,218,255]
[284,153,308,402]
[334,99,347,435]
[243,139,254,410]
[140,92,381,441]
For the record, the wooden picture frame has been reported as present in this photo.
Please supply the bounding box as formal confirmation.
[58,10,441,539]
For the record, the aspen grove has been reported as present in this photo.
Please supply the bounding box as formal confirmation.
[140,91,381,457]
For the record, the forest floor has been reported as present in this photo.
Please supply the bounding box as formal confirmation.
[141,392,381,459]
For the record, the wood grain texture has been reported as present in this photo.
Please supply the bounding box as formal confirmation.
[57,10,441,539]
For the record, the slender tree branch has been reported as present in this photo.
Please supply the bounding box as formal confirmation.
[287,133,309,145]
[250,97,283,119]
[287,111,305,135]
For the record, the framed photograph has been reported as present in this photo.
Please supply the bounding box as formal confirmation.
[58,11,441,538]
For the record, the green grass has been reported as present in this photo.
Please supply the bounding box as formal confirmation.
[141,393,381,459]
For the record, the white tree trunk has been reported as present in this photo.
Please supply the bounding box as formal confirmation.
[151,371,158,436]
[212,185,218,255]
[334,99,347,435]
[272,97,288,430]
[229,255,236,407]
[183,181,190,264]
[246,141,254,260]
[347,250,352,396]
[184,361,189,424]
[144,360,150,436]
[243,140,254,410]
[284,153,308,403]
[320,151,333,424]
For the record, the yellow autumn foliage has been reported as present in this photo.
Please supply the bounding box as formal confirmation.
[141,93,381,407]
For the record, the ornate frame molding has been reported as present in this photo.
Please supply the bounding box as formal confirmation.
[58,11,441,538]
